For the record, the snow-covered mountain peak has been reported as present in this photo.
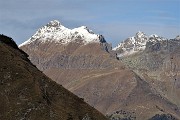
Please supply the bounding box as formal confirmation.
[73,26,94,34]
[136,31,146,38]
[149,34,158,38]
[75,26,94,34]
[46,20,61,27]
[79,26,88,30]
[113,32,166,57]
[175,35,180,40]
[19,20,105,47]
[113,31,148,51]
[149,34,166,42]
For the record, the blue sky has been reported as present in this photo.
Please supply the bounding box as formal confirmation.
[0,0,179,46]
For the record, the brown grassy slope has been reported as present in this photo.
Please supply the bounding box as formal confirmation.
[0,35,107,120]
[44,68,180,119]
[20,41,180,119]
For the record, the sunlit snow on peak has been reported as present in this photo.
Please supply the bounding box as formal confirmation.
[19,20,105,47]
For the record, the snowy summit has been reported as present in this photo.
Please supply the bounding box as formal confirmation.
[113,31,167,57]
[19,20,105,47]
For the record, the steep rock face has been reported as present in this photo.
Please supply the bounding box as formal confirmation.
[0,34,107,120]
[19,21,180,120]
[119,37,180,109]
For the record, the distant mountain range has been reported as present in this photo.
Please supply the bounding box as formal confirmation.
[114,31,179,57]
[19,20,180,120]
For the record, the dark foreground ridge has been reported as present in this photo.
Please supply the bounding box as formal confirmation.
[0,34,18,49]
[0,34,107,120]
